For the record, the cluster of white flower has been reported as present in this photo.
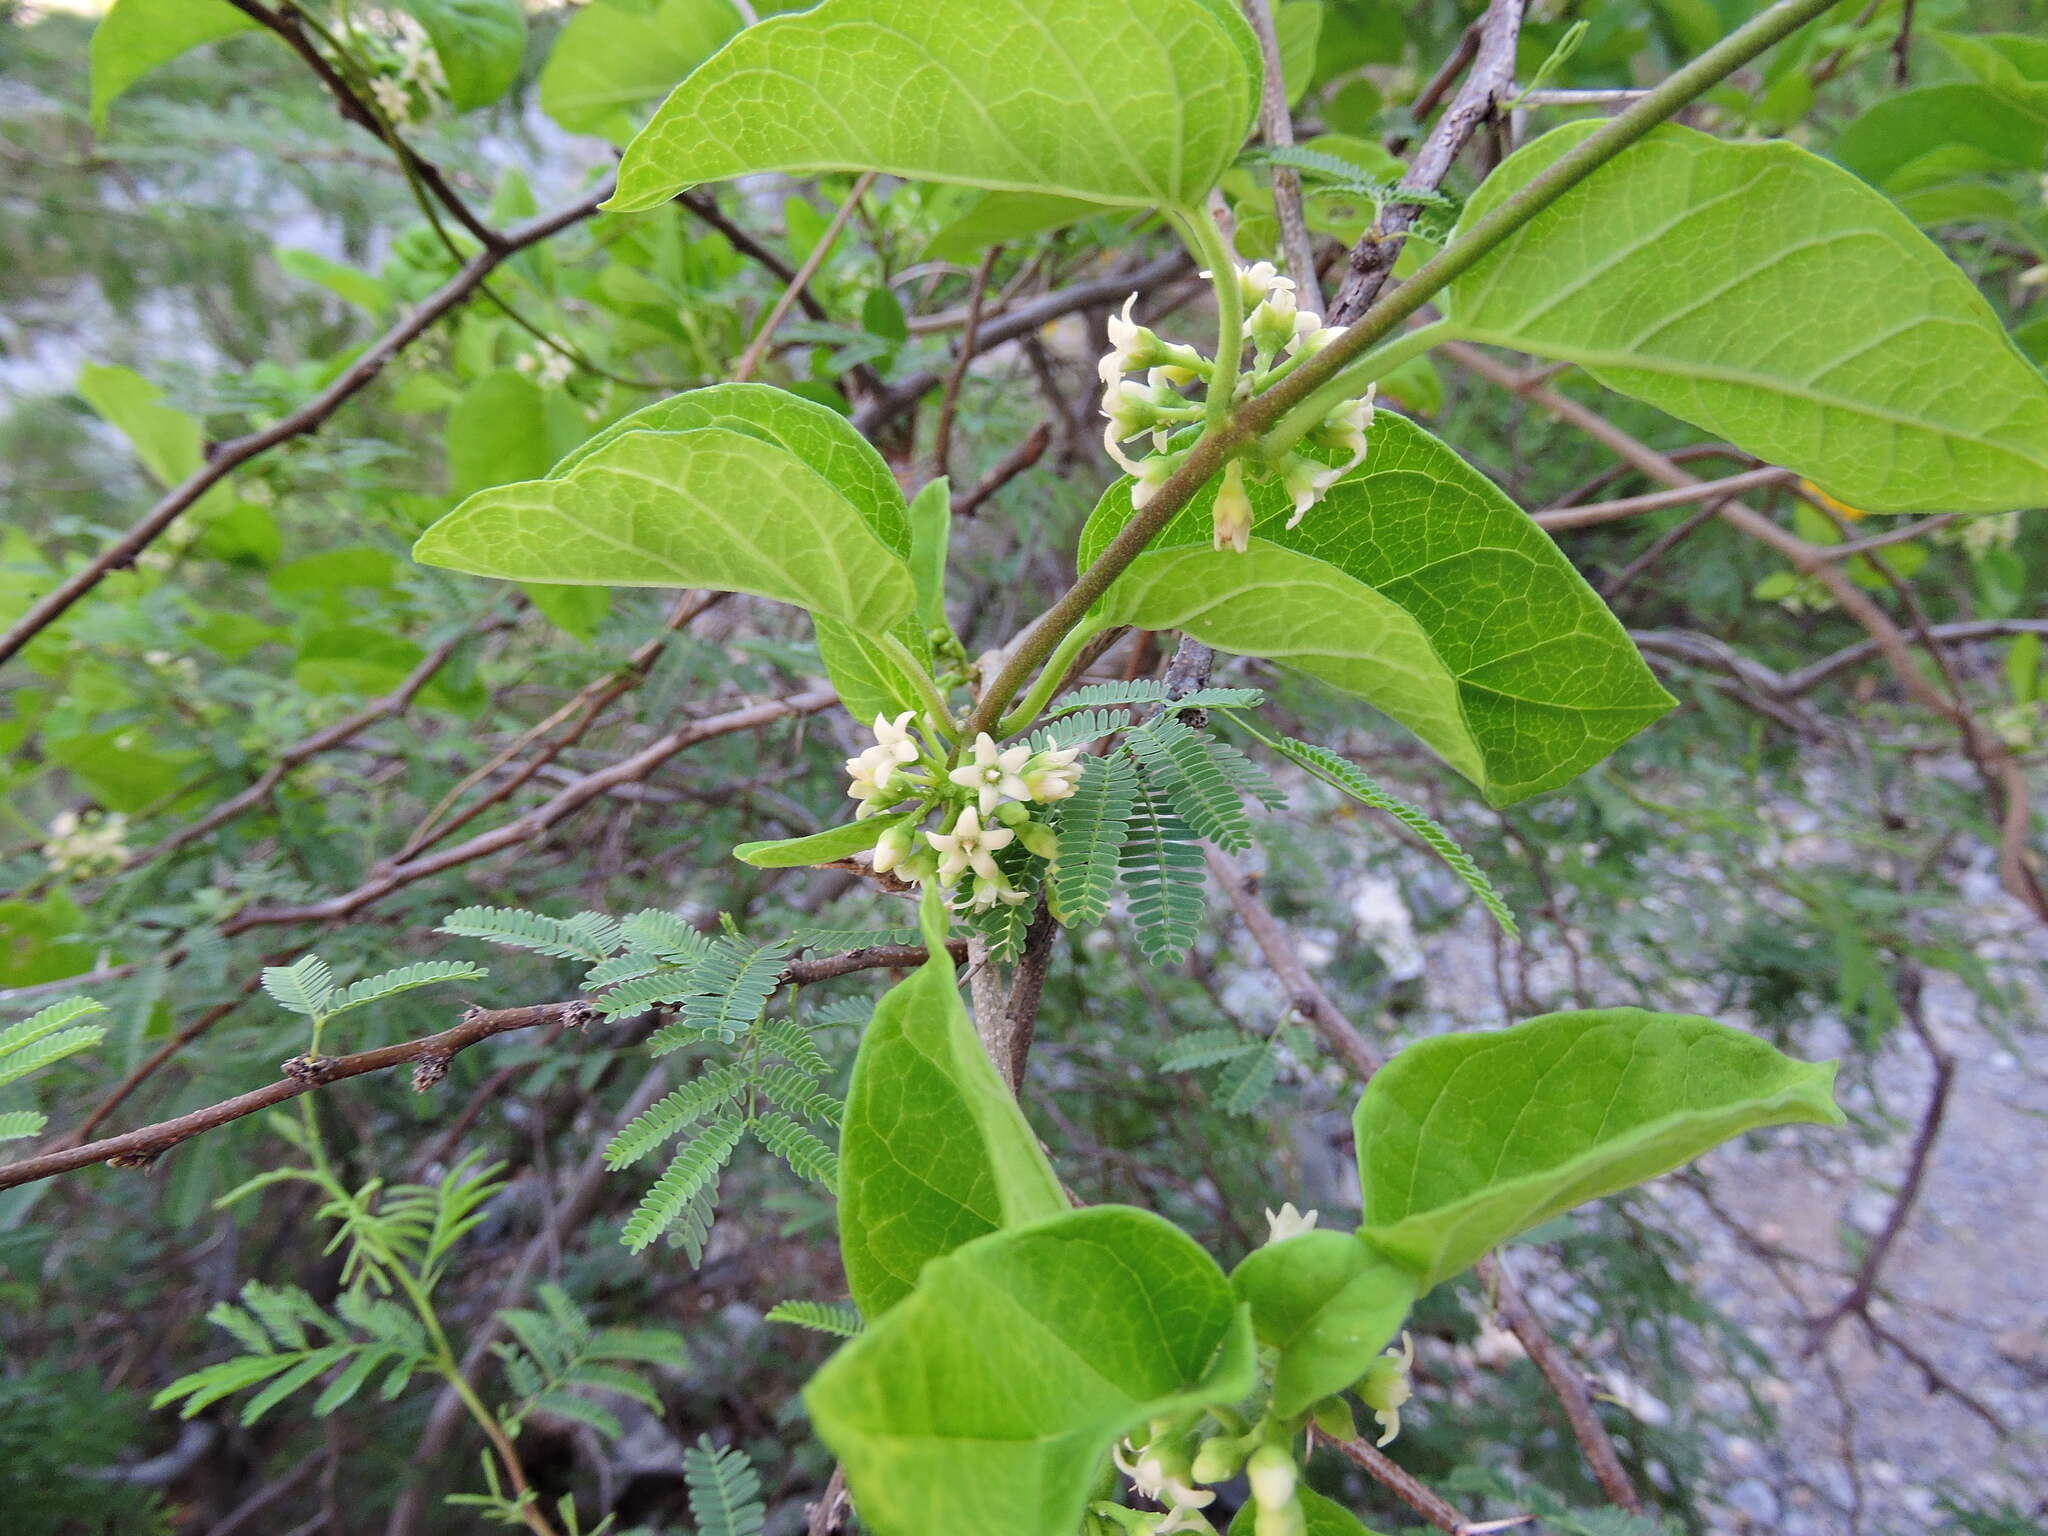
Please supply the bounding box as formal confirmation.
[844,713,1083,913]
[42,809,130,877]
[1110,1428,1216,1535]
[1097,263,1375,554]
[514,349,577,389]
[345,9,447,128]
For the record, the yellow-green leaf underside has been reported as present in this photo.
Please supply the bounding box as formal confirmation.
[1447,123,2048,514]
[1354,1008,1843,1289]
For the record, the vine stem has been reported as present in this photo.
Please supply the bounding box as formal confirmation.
[958,0,1844,744]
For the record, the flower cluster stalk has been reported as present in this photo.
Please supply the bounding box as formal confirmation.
[959,0,1846,745]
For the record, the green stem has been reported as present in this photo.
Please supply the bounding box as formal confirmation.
[876,630,956,735]
[1185,207,1244,433]
[1261,319,1453,458]
[958,0,1842,743]
[994,617,1109,739]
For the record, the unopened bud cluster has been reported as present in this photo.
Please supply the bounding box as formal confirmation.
[1098,263,1376,553]
[845,712,1081,913]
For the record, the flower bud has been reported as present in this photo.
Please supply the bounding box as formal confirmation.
[1245,1444,1298,1510]
[1247,287,1301,355]
[1190,1434,1246,1484]
[1310,1395,1357,1441]
[1358,1331,1415,1446]
[871,821,917,874]
[1211,459,1254,554]
[1015,819,1059,860]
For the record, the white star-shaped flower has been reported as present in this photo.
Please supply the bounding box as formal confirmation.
[948,732,1034,816]
[924,805,1013,886]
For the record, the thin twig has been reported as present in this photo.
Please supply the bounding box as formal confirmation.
[1479,1254,1644,1511]
[0,187,609,667]
[930,244,1003,480]
[1329,0,1524,323]
[1203,848,1384,1081]
[734,172,877,383]
[1240,0,1320,303]
[1315,1429,1512,1534]
[952,421,1053,518]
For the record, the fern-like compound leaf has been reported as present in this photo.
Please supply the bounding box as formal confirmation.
[437,905,622,962]
[751,1111,838,1188]
[616,908,714,965]
[1263,734,1519,937]
[1051,681,1265,714]
[1119,775,1207,963]
[682,940,791,1041]
[786,925,918,953]
[1049,752,1137,928]
[593,963,716,1023]
[0,1024,108,1091]
[757,1063,843,1127]
[684,1436,766,1536]
[764,1300,864,1338]
[1125,719,1253,853]
[260,955,338,1018]
[621,1115,745,1254]
[756,1015,831,1075]
[0,995,108,1060]
[604,1064,752,1169]
[1158,1027,1262,1072]
[328,960,488,1019]
[0,1109,47,1142]
[1030,707,1134,752]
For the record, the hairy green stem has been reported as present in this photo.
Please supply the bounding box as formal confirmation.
[994,617,1110,739]
[1185,208,1246,433]
[959,0,1842,743]
[875,630,956,734]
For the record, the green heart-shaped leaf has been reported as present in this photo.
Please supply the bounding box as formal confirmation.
[1445,122,2048,513]
[836,892,1067,1318]
[806,1206,1257,1536]
[1080,415,1673,804]
[608,0,1261,214]
[1230,1230,1416,1418]
[1355,1008,1844,1289]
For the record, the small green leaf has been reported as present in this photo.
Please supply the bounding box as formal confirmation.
[1831,83,2047,192]
[836,890,1066,1319]
[394,0,526,112]
[920,191,1103,262]
[734,810,917,869]
[1081,415,1672,804]
[447,370,552,498]
[608,0,1260,214]
[538,0,743,142]
[89,0,258,132]
[1230,1230,1416,1418]
[1446,123,2048,513]
[1354,1008,1844,1289]
[274,248,391,317]
[77,363,202,486]
[805,1206,1257,1536]
[905,476,950,630]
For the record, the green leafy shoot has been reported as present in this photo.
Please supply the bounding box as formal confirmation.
[765,1299,864,1338]
[0,995,108,1097]
[684,1436,766,1536]
[1227,715,1520,938]
[494,1283,688,1441]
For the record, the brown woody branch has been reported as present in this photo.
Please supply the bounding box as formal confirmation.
[0,187,610,668]
[1328,0,1525,324]
[2,942,959,1194]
